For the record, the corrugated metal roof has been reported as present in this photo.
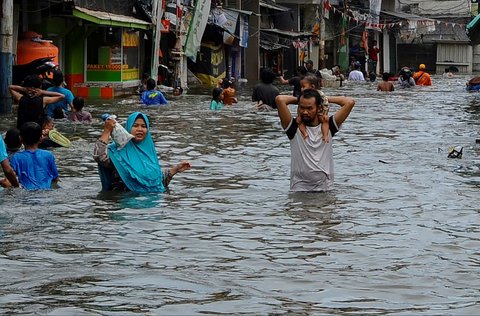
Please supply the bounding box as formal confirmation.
[71,0,138,16]
[260,40,289,50]
[380,10,434,22]
[261,28,312,37]
[260,1,290,12]
[227,8,259,16]
[73,6,150,29]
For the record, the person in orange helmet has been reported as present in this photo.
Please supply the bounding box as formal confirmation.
[413,64,432,86]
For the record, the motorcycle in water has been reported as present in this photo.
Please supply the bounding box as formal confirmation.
[12,57,57,89]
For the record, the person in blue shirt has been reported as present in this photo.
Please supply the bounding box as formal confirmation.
[46,69,74,118]
[140,79,168,106]
[0,135,20,188]
[209,87,224,110]
[9,122,59,190]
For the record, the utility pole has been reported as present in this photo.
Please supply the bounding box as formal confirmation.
[337,0,349,72]
[319,0,326,69]
[0,0,14,114]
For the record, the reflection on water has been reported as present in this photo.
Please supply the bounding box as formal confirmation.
[1,76,480,314]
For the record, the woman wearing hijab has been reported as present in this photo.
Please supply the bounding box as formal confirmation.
[93,112,191,192]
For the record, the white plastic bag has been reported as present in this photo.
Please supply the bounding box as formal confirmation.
[106,115,134,150]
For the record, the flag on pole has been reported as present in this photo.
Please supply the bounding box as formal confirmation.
[324,0,331,19]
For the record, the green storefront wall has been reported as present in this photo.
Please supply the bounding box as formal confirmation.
[64,27,86,92]
[65,27,85,76]
[86,70,122,81]
[21,16,85,93]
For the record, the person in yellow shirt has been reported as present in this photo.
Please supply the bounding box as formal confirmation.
[413,64,432,86]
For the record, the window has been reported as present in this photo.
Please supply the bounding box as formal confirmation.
[85,26,140,82]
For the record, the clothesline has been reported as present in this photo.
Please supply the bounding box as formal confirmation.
[329,6,466,31]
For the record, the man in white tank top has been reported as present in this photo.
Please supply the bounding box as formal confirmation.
[275,89,355,191]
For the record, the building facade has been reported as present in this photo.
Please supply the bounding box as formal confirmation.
[11,0,152,98]
[6,0,479,104]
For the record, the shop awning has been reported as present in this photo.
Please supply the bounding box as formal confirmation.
[380,10,434,22]
[260,1,290,12]
[260,40,289,51]
[261,28,312,38]
[228,8,259,16]
[467,15,480,45]
[73,6,151,30]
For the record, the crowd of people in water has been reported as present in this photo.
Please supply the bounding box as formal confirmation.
[209,58,458,113]
[1,57,478,193]
[1,67,191,192]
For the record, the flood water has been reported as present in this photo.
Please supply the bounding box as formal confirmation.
[1,76,479,315]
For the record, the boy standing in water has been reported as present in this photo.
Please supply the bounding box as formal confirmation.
[140,79,168,106]
[377,72,394,91]
[68,96,92,123]
[9,122,59,190]
[4,128,22,158]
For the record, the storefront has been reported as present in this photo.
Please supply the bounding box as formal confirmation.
[68,6,150,98]
[85,27,140,82]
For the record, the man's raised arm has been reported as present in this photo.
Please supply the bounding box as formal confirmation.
[328,96,355,126]
[275,94,297,129]
[9,85,25,103]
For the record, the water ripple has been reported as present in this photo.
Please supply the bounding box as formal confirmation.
[0,76,479,314]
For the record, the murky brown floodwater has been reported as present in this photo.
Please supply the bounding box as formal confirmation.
[0,76,479,314]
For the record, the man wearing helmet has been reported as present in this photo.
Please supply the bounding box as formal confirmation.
[413,64,432,86]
